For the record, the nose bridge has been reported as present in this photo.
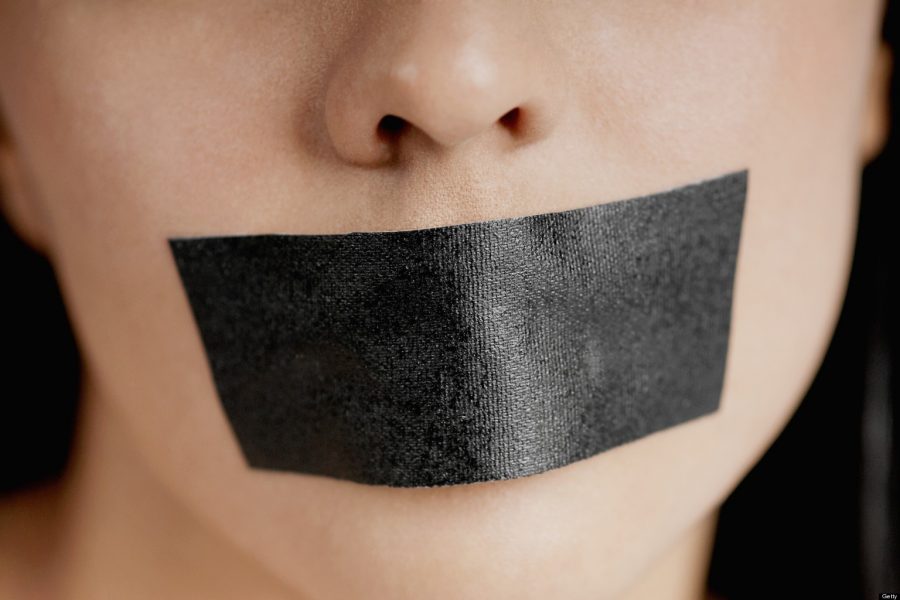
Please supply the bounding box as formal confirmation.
[323,2,557,166]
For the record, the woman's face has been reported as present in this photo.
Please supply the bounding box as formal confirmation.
[0,1,887,598]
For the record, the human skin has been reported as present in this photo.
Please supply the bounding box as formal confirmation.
[0,1,891,599]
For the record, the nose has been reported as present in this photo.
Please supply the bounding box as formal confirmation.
[323,2,561,166]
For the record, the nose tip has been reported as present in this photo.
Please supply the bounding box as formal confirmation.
[376,56,528,148]
[323,7,558,166]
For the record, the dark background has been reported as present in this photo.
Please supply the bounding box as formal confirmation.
[1,6,898,598]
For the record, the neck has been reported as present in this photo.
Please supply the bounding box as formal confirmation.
[6,371,719,600]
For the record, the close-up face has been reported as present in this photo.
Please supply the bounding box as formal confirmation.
[0,1,890,598]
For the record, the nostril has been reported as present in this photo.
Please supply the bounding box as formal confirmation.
[377,114,409,141]
[373,107,525,155]
[498,107,522,133]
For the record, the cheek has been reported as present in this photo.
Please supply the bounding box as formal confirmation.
[0,7,333,527]
[3,2,397,265]
[560,0,871,175]
[732,1,878,398]
[574,7,778,170]
[2,6,316,235]
[0,6,339,427]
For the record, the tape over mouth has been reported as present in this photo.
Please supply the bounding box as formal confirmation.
[169,170,748,487]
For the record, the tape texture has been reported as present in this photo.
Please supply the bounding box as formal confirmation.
[170,170,747,487]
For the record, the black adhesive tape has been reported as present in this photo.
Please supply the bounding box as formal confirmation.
[169,170,748,488]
